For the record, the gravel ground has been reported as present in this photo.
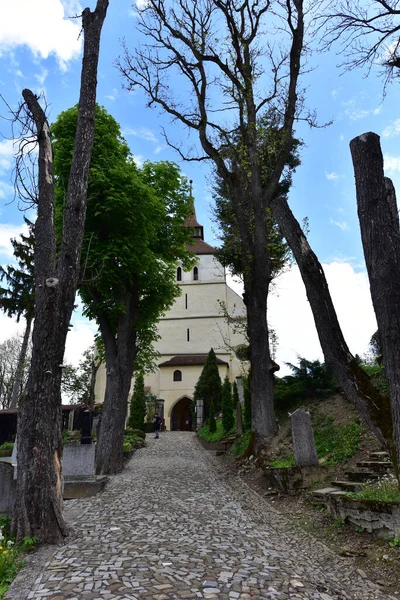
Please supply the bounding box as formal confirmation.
[5,432,397,600]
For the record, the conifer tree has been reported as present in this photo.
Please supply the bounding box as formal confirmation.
[208,398,217,433]
[222,375,234,433]
[193,348,222,419]
[128,372,147,432]
[0,218,35,408]
[243,375,252,431]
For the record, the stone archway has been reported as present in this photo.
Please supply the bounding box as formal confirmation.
[170,397,193,431]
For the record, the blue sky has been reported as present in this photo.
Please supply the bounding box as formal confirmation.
[0,0,399,371]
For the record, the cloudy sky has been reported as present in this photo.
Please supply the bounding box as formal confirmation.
[0,1,398,373]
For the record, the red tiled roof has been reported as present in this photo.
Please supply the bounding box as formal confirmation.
[159,354,229,367]
[186,238,216,255]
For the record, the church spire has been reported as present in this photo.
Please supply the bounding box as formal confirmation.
[184,180,204,240]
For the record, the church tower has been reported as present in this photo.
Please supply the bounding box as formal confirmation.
[144,200,247,431]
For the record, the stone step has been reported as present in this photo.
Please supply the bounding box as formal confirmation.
[356,460,392,471]
[331,480,363,492]
[344,469,379,482]
[369,451,390,460]
[311,487,346,502]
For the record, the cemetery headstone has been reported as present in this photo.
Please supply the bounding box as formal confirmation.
[236,402,243,435]
[290,408,319,468]
[81,409,92,444]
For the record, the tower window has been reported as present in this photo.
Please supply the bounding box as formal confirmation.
[185,293,188,309]
[173,370,182,382]
[193,266,198,281]
[177,266,182,281]
[187,328,190,341]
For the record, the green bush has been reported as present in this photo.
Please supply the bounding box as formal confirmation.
[0,518,37,599]
[198,418,228,442]
[313,417,362,465]
[128,372,146,431]
[243,375,251,431]
[123,441,132,452]
[193,348,222,419]
[208,399,217,433]
[230,430,252,456]
[0,443,13,458]
[222,376,234,432]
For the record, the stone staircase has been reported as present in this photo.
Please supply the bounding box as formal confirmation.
[312,451,393,504]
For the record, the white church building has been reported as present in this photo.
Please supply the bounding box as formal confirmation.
[95,203,247,431]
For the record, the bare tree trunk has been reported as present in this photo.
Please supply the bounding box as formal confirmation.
[95,289,139,475]
[270,195,393,457]
[350,132,400,471]
[10,312,32,409]
[13,0,108,544]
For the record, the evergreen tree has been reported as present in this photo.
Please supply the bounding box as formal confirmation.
[232,380,240,412]
[243,375,252,431]
[222,375,234,433]
[208,398,217,433]
[128,372,147,432]
[193,348,222,419]
[0,219,35,408]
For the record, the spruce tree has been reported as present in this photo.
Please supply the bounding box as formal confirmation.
[243,375,252,431]
[208,398,217,433]
[222,375,234,433]
[193,348,222,419]
[128,372,147,432]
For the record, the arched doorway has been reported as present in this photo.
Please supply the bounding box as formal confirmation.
[170,397,192,431]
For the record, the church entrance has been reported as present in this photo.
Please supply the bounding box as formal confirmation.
[170,397,192,431]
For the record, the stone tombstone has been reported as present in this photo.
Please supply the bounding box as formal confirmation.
[196,398,204,429]
[236,376,244,404]
[236,401,243,436]
[81,409,92,444]
[63,444,96,479]
[290,408,319,468]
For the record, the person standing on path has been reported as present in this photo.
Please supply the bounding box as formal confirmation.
[154,414,162,439]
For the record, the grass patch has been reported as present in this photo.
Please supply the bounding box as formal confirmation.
[0,515,37,599]
[314,417,362,465]
[270,456,295,468]
[230,430,252,456]
[346,475,400,504]
[197,418,236,443]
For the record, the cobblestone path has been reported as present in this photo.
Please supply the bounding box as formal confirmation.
[6,433,396,600]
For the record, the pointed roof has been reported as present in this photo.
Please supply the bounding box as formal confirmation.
[184,182,216,255]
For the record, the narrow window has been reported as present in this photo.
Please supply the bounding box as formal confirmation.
[185,293,188,309]
[173,370,182,382]
[193,266,198,281]
[187,328,190,342]
[177,266,182,281]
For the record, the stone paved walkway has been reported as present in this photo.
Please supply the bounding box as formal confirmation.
[6,433,397,600]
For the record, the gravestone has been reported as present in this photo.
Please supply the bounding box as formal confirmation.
[236,376,244,404]
[236,402,243,435]
[80,409,92,444]
[63,444,96,479]
[196,398,204,429]
[290,408,319,468]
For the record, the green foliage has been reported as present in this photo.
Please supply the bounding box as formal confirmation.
[347,475,400,504]
[193,348,222,418]
[369,330,383,365]
[0,443,13,452]
[243,375,252,431]
[221,376,234,432]
[125,428,146,440]
[0,520,37,598]
[389,537,400,547]
[230,430,252,456]
[313,416,362,465]
[0,217,34,323]
[128,372,147,431]
[61,345,100,405]
[274,357,339,414]
[270,456,295,468]
[360,364,388,394]
[208,398,217,433]
[197,418,227,442]
[52,104,195,373]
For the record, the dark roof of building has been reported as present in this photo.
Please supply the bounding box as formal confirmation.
[186,238,216,255]
[0,403,86,415]
[159,354,229,367]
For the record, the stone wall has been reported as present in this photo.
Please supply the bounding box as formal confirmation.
[328,496,400,539]
[0,462,15,514]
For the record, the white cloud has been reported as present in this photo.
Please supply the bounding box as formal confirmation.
[383,154,400,172]
[35,68,48,86]
[133,155,145,167]
[382,119,400,138]
[342,96,381,121]
[0,139,15,158]
[105,88,119,102]
[331,89,339,98]
[325,171,339,181]
[330,218,349,232]
[0,222,29,258]
[0,180,14,201]
[0,1,83,68]
[154,145,164,155]
[228,262,376,376]
[123,127,159,144]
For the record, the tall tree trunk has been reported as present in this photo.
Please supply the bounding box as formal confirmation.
[270,195,393,457]
[12,0,108,544]
[10,311,32,409]
[95,289,139,475]
[350,132,400,470]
